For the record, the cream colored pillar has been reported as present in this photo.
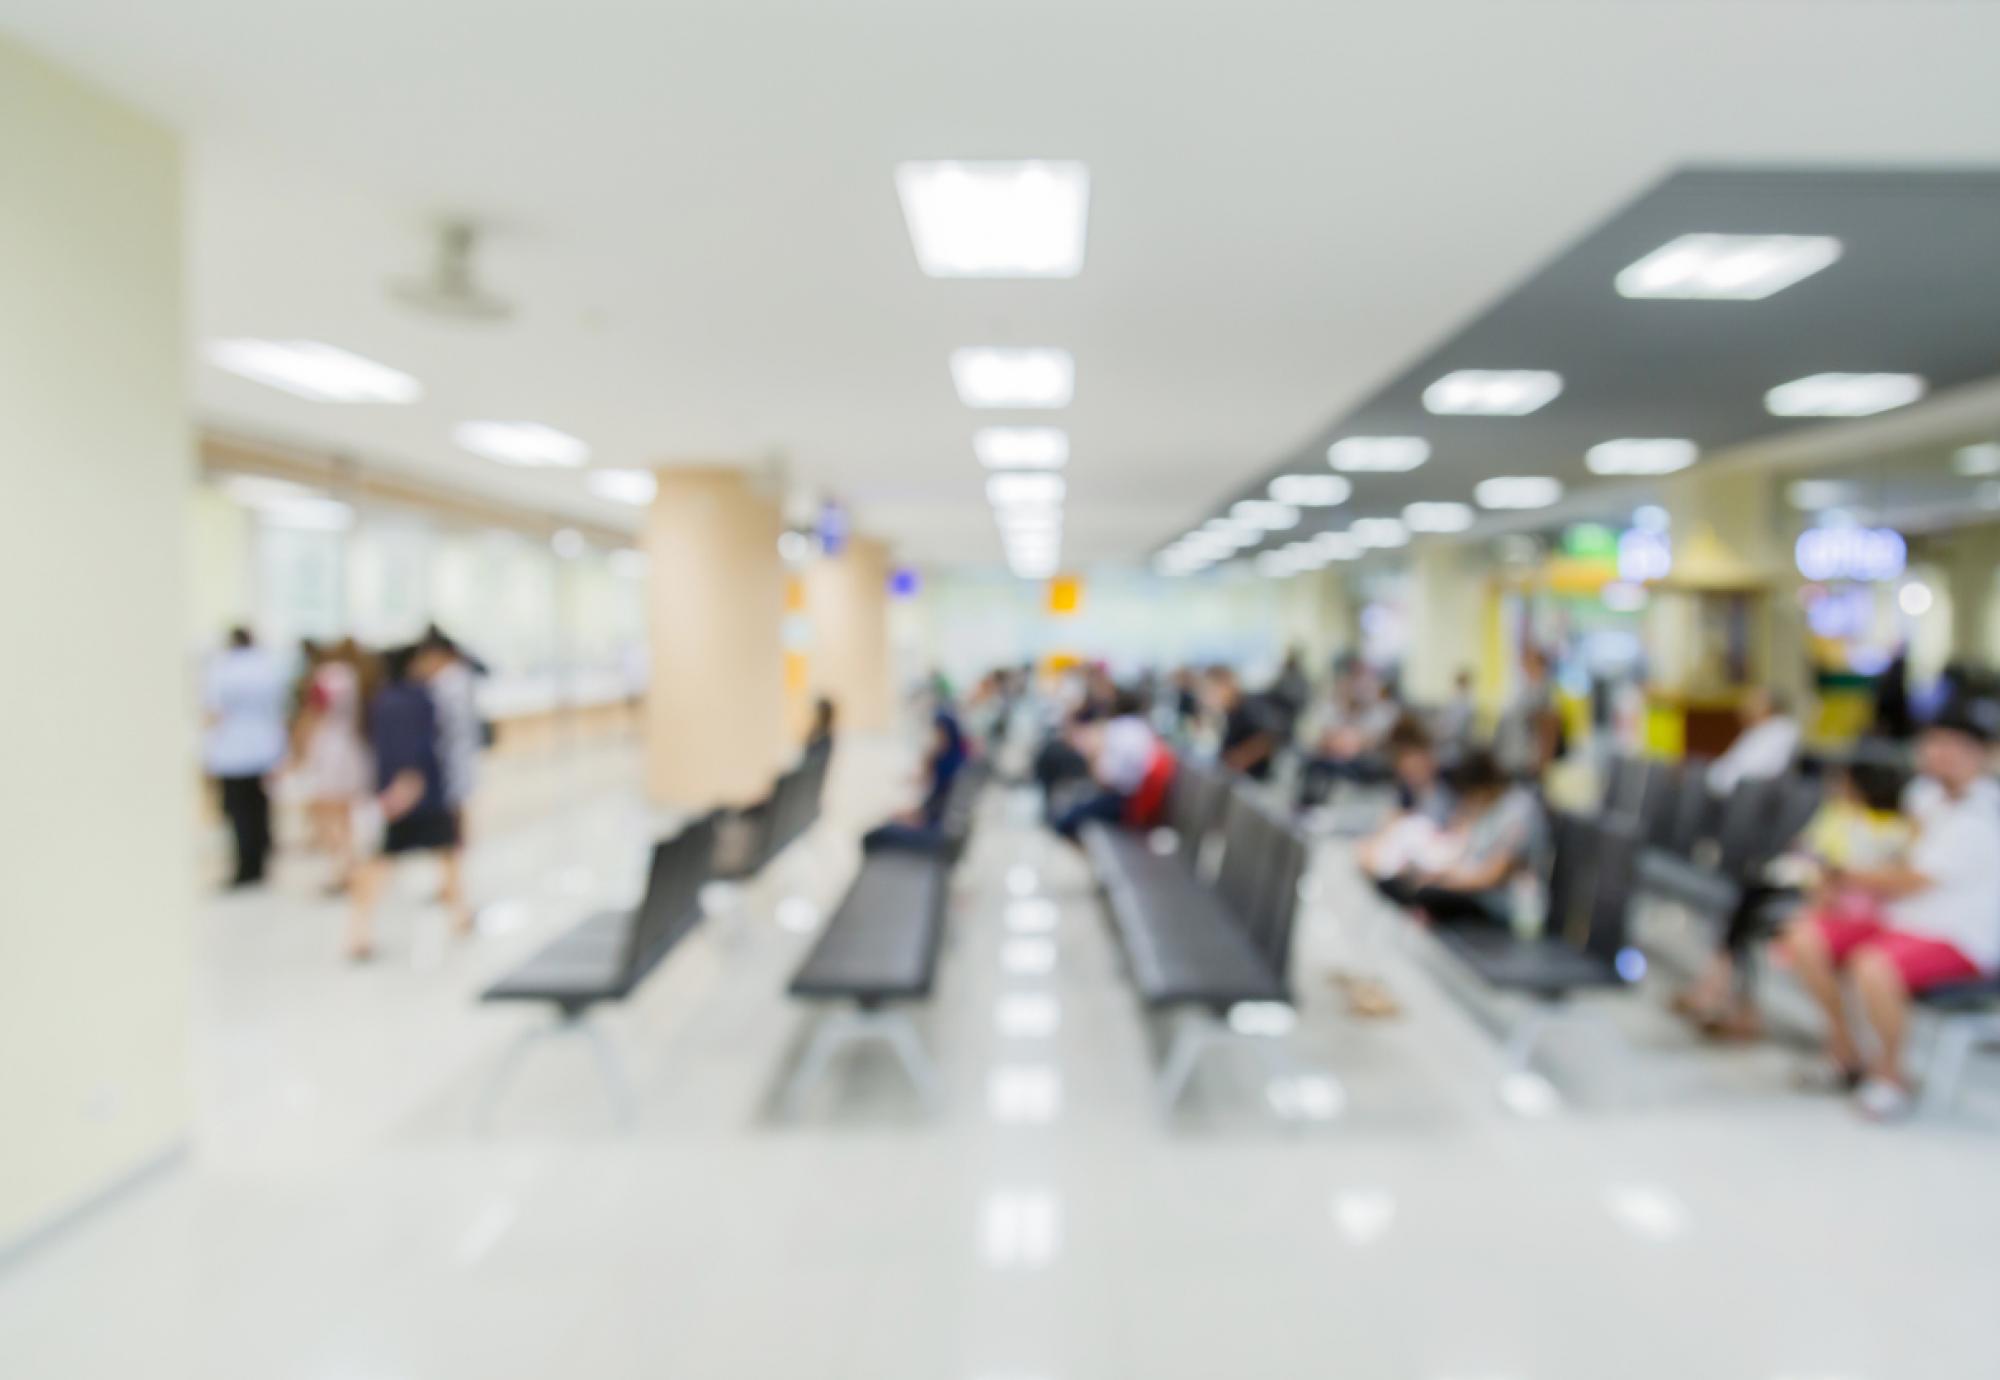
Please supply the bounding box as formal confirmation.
[806,536,894,734]
[1405,540,1484,705]
[643,468,788,807]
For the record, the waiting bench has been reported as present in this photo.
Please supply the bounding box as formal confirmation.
[781,762,987,1111]
[477,812,719,1126]
[713,738,833,882]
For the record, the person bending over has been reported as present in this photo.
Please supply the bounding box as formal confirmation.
[862,708,969,852]
[1051,688,1158,841]
[1779,707,2000,1120]
[1376,749,1543,928]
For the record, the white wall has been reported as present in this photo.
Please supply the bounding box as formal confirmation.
[0,39,192,1245]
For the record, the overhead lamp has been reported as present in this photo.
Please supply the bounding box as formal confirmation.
[1328,436,1430,472]
[1952,443,2000,476]
[455,420,591,468]
[1311,531,1362,561]
[207,339,422,404]
[586,469,658,505]
[218,474,355,531]
[974,426,1069,469]
[1230,499,1301,531]
[1403,501,1475,533]
[1268,474,1351,507]
[1475,476,1564,509]
[895,160,1089,278]
[1423,369,1563,416]
[950,347,1075,408]
[1349,517,1409,549]
[1255,550,1303,578]
[1615,233,1842,300]
[1586,438,1699,477]
[987,472,1066,507]
[1765,373,1926,418]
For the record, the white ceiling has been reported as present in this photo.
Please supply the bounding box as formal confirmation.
[6,0,2000,564]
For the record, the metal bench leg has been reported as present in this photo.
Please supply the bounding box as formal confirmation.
[1922,1016,1989,1117]
[1502,1008,1553,1076]
[784,1012,852,1114]
[1156,1012,1221,1115]
[785,1008,939,1114]
[477,1011,633,1132]
[875,1012,942,1110]
[474,1020,559,1132]
[578,1017,637,1129]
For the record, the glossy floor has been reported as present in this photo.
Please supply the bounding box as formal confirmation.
[3,736,1998,1379]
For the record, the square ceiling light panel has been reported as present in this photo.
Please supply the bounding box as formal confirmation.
[1585,438,1699,476]
[1231,499,1301,531]
[896,161,1089,278]
[1328,436,1431,472]
[1475,475,1565,509]
[207,339,421,404]
[1423,369,1563,416]
[454,420,591,467]
[974,427,1069,470]
[950,347,1075,409]
[1269,474,1352,507]
[1312,531,1362,561]
[1615,233,1843,300]
[1765,373,1927,417]
[987,472,1067,508]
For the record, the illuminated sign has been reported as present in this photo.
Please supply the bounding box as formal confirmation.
[1795,526,1905,583]
[1617,529,1672,583]
[889,566,920,598]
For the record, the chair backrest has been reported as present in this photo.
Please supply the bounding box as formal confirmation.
[939,758,989,859]
[1639,761,1683,850]
[1602,754,1638,817]
[1545,810,1640,961]
[1213,786,1308,982]
[1165,761,1230,871]
[1714,775,1786,879]
[1665,761,1718,856]
[621,811,720,978]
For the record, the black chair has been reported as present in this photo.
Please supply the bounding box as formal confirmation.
[781,763,985,1111]
[714,739,833,881]
[477,812,719,1126]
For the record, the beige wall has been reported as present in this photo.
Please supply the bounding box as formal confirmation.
[1405,541,1484,704]
[806,537,894,734]
[0,39,193,1246]
[643,469,788,806]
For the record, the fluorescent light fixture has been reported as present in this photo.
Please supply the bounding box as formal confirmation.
[974,426,1069,469]
[206,339,422,404]
[1765,373,1926,418]
[1423,369,1563,416]
[1312,531,1362,561]
[455,420,591,468]
[1349,517,1409,549]
[1586,438,1699,477]
[1475,476,1564,510]
[218,474,354,531]
[950,347,1074,408]
[1615,233,1842,300]
[1231,499,1301,531]
[987,472,1066,507]
[1403,501,1475,533]
[1203,519,1260,547]
[1255,550,1301,578]
[585,469,657,505]
[1269,474,1351,507]
[896,160,1089,278]
[1328,436,1431,472]
[1953,443,2000,476]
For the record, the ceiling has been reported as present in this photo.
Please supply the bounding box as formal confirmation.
[6,0,2000,564]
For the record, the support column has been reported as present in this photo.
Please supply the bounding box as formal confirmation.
[1405,540,1484,705]
[643,468,788,807]
[806,536,894,734]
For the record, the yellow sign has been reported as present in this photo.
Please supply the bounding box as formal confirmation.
[1047,573,1083,616]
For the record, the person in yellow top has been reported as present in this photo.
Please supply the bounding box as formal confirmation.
[1674,752,1910,1038]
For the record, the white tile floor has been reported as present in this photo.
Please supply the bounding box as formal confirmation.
[5,734,2000,1379]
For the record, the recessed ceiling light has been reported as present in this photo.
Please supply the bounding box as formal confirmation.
[207,339,421,404]
[454,420,591,468]
[1350,517,1409,549]
[586,469,658,505]
[987,472,1066,507]
[1423,370,1563,416]
[1328,436,1431,472]
[950,347,1075,409]
[974,426,1069,469]
[1765,373,1926,418]
[1312,531,1362,561]
[1615,233,1842,300]
[1585,438,1700,476]
[1403,501,1475,533]
[1255,550,1302,578]
[1952,443,2000,476]
[1475,476,1565,509]
[1231,499,1301,531]
[1269,474,1352,507]
[896,161,1089,278]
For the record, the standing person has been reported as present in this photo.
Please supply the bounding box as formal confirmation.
[422,630,482,913]
[1780,706,2000,1119]
[1494,645,1561,783]
[203,627,288,889]
[1434,668,1477,762]
[347,643,467,961]
[294,638,373,891]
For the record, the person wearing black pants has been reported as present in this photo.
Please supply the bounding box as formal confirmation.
[202,627,288,891]
[218,774,273,886]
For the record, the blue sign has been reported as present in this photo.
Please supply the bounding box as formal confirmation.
[1795,526,1905,584]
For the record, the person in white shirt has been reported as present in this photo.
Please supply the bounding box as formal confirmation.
[1052,687,1159,840]
[203,627,289,888]
[1780,705,2000,1120]
[1707,687,1802,796]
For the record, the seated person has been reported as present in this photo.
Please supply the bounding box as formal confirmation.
[862,708,969,852]
[1052,688,1158,841]
[1355,716,1455,886]
[1431,667,1477,765]
[1779,706,2000,1120]
[1300,664,1400,804]
[1707,686,1801,796]
[1375,748,1543,928]
[1206,665,1278,781]
[1674,748,1908,1039]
